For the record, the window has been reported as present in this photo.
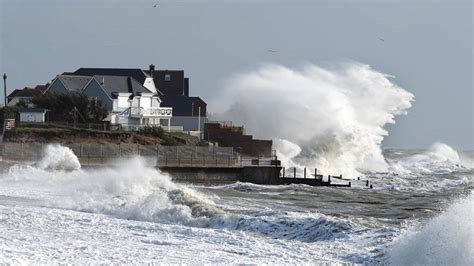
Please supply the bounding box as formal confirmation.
[164,74,171,81]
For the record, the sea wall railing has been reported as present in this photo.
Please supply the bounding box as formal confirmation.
[0,142,241,167]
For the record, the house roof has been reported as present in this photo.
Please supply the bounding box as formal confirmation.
[58,75,92,93]
[93,75,152,97]
[70,68,150,84]
[144,70,186,96]
[7,86,46,99]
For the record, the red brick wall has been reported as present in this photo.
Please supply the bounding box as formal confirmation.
[204,123,272,157]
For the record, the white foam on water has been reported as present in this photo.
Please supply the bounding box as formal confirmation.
[389,192,474,266]
[389,142,467,174]
[211,62,414,178]
[1,148,218,227]
[0,145,357,243]
[36,144,81,170]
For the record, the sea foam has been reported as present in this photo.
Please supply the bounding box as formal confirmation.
[389,192,474,266]
[1,145,355,243]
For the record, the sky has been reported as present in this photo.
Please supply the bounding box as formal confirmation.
[1,0,472,150]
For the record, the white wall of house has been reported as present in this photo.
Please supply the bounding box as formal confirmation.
[131,98,139,108]
[112,93,132,112]
[151,97,160,107]
[7,97,32,107]
[19,112,46,123]
[140,94,154,108]
[143,77,157,94]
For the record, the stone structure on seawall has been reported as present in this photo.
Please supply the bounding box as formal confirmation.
[203,122,272,158]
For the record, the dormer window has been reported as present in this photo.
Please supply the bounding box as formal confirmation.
[164,74,171,81]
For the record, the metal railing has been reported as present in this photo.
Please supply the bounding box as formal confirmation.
[129,107,172,117]
[0,142,239,167]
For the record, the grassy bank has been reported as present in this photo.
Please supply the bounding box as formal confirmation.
[4,123,199,145]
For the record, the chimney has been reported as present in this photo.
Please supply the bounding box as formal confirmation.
[149,64,155,77]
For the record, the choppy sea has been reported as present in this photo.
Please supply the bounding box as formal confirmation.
[0,144,472,264]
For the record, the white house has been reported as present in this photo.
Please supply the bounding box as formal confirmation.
[44,74,172,130]
[63,65,208,134]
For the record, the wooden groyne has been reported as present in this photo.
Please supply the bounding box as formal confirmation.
[279,167,351,187]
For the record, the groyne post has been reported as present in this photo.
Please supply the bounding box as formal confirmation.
[294,167,296,178]
[156,145,159,160]
[100,144,104,164]
[282,167,285,177]
[366,180,369,187]
[304,168,306,178]
[328,175,331,183]
[314,168,317,180]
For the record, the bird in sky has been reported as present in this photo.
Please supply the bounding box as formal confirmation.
[379,38,385,42]
[153,3,158,8]
[268,50,278,53]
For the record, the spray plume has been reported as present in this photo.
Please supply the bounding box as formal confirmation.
[211,62,414,177]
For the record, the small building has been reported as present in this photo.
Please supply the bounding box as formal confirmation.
[19,108,48,123]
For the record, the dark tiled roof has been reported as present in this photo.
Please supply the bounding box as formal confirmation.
[71,68,150,84]
[160,95,193,116]
[144,70,185,96]
[93,75,152,97]
[7,86,45,99]
[33,85,48,93]
[58,75,92,92]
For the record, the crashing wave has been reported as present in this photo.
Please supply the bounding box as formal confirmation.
[211,62,414,178]
[0,146,354,243]
[389,143,471,174]
[36,144,81,170]
[389,192,474,266]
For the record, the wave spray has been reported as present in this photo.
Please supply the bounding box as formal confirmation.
[212,62,414,177]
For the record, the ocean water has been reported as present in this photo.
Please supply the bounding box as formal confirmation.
[0,144,472,264]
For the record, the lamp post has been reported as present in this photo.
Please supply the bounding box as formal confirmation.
[3,73,7,107]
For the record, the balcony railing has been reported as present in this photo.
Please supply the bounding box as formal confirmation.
[129,107,172,118]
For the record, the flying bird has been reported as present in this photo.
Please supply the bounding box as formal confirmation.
[268,49,278,53]
[153,3,158,8]
[379,38,385,42]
